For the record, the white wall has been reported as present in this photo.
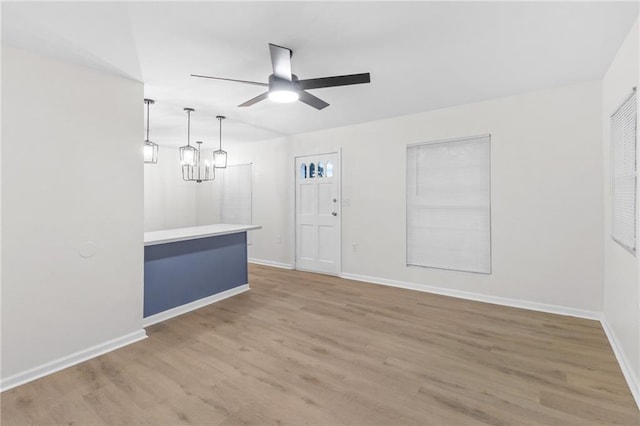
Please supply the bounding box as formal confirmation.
[144,144,225,232]
[1,47,145,388]
[226,138,294,266]
[226,81,604,314]
[602,18,639,402]
[144,148,198,232]
[194,169,221,226]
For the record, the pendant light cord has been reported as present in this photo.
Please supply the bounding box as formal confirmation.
[145,100,150,141]
[219,117,223,150]
[187,110,191,147]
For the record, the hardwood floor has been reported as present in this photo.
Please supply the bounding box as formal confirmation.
[2,264,638,425]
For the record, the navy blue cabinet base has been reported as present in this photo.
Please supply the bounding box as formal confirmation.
[143,224,260,324]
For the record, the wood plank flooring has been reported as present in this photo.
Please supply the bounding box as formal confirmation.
[2,264,638,425]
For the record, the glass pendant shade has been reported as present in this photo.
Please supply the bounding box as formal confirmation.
[144,140,159,163]
[180,144,197,166]
[143,98,159,164]
[213,149,227,168]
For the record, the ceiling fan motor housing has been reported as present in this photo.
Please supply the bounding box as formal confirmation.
[269,74,299,91]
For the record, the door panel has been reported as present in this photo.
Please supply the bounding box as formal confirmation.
[317,225,334,263]
[299,224,315,260]
[300,184,316,216]
[295,153,339,274]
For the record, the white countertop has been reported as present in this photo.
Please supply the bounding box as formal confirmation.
[144,224,261,246]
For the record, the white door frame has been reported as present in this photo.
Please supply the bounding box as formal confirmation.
[292,150,341,275]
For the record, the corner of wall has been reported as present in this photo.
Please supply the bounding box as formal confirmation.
[601,16,640,409]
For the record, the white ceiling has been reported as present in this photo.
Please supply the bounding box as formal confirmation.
[2,1,638,146]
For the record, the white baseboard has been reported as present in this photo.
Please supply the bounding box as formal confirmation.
[600,318,640,409]
[0,329,147,393]
[339,272,601,320]
[142,284,250,327]
[248,258,294,270]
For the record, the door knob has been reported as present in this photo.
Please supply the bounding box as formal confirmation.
[331,212,337,216]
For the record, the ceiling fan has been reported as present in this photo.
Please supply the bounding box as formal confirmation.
[191,43,371,110]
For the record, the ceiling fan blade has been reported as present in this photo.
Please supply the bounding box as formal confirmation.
[297,73,371,90]
[269,43,293,81]
[298,91,329,110]
[191,74,268,87]
[238,92,269,107]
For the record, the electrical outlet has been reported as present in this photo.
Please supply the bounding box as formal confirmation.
[352,243,358,253]
[275,234,282,244]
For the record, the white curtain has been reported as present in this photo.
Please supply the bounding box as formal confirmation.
[407,135,491,273]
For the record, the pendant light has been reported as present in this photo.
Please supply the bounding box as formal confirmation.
[179,108,197,167]
[213,115,228,168]
[143,99,159,164]
[180,108,215,183]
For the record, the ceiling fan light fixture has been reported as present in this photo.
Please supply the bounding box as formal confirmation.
[268,89,299,103]
[268,75,299,103]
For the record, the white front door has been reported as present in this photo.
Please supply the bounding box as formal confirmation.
[295,153,340,275]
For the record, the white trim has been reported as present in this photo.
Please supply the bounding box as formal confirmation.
[295,266,340,277]
[142,284,250,327]
[248,258,294,270]
[339,272,601,320]
[600,318,640,409]
[288,152,297,270]
[0,329,147,392]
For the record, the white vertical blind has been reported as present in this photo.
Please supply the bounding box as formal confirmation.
[407,135,491,273]
[221,164,253,244]
[611,90,637,253]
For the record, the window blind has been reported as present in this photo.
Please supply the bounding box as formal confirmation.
[611,90,637,253]
[407,135,491,273]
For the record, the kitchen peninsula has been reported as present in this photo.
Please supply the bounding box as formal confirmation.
[143,224,260,326]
